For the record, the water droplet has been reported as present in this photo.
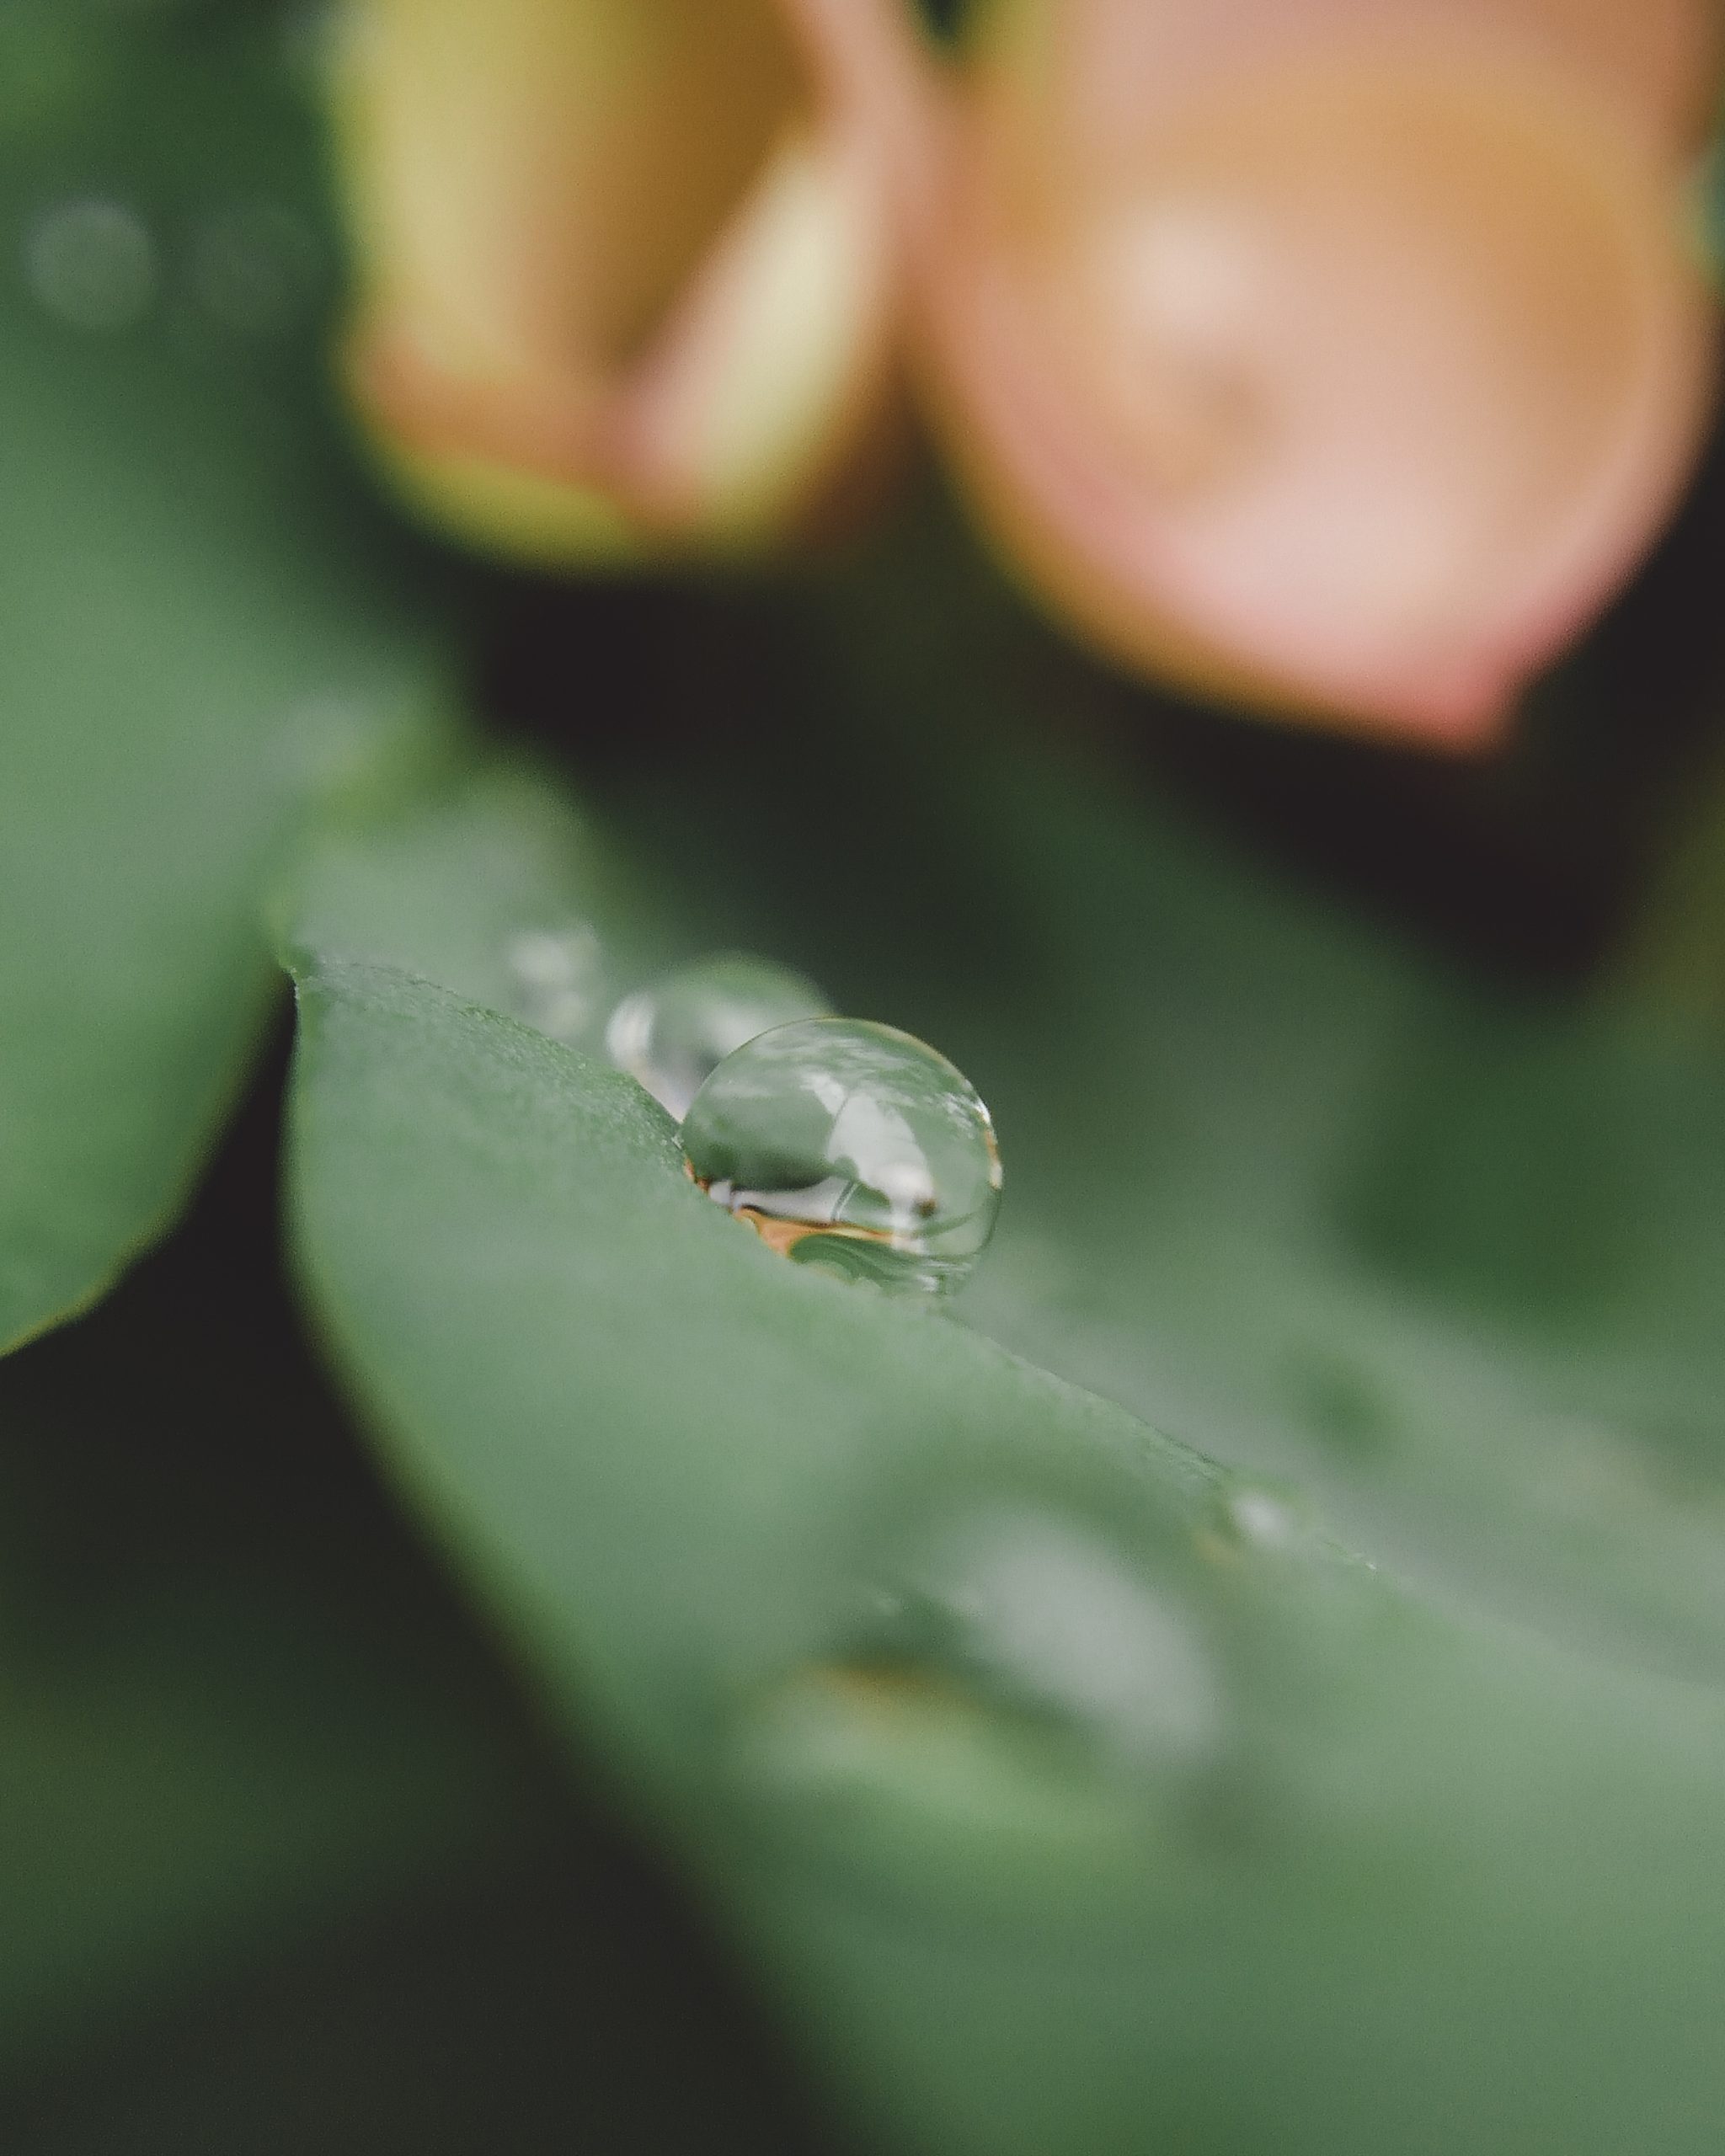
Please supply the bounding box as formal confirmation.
[606,953,830,1120]
[733,1504,1224,1915]
[505,923,605,1044]
[1223,1485,1300,1545]
[681,1017,1001,1299]
[909,1505,1224,1767]
[24,197,155,332]
[1202,1476,1315,1560]
[189,200,320,339]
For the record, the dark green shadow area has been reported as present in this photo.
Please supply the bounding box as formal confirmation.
[6,1830,846,2156]
[0,1042,843,2156]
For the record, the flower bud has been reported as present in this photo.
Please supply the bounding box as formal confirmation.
[332,0,900,564]
[900,0,1719,744]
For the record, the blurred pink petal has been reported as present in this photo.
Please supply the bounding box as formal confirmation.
[892,0,1719,744]
[335,0,901,563]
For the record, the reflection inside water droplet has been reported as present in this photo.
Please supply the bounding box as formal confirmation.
[680,1017,1001,1299]
[505,923,606,1044]
[25,196,156,331]
[606,953,830,1120]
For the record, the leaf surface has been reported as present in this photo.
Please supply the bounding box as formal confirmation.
[283,787,1725,2154]
[583,555,1725,1681]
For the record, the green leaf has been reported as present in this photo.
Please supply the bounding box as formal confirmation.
[0,17,452,1349]
[949,738,1725,1678]
[282,799,1725,2154]
[579,555,1725,1684]
[284,953,1227,1775]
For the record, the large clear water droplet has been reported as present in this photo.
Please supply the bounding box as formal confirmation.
[606,953,830,1120]
[24,197,156,332]
[681,1017,1002,1299]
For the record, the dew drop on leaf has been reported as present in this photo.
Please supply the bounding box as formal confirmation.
[733,1505,1224,1909]
[605,953,830,1119]
[24,196,156,332]
[1208,1477,1312,1556]
[901,1503,1226,1769]
[680,1017,1002,1299]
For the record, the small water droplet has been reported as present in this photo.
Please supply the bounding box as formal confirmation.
[915,1505,1224,1767]
[505,923,606,1044]
[190,200,321,339]
[24,197,156,332]
[681,1017,1001,1299]
[1225,1486,1299,1545]
[733,1504,1225,1914]
[606,953,830,1120]
[1202,1477,1314,1561]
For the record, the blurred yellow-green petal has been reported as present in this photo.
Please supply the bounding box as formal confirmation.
[331,0,901,563]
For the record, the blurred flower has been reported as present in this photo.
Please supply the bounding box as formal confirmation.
[333,0,900,564]
[891,0,1721,745]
